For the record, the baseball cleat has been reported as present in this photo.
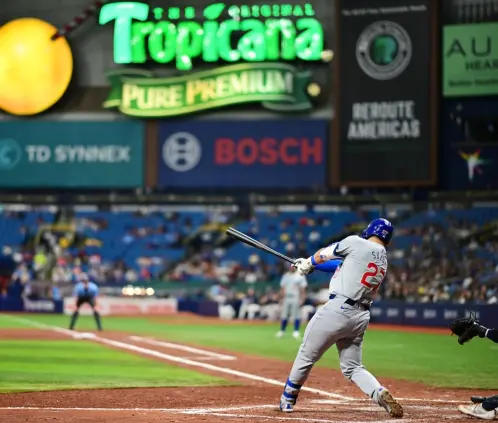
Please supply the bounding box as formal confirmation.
[471,396,487,404]
[292,331,300,339]
[276,331,284,338]
[280,385,298,413]
[279,402,294,412]
[458,404,496,420]
[378,387,403,418]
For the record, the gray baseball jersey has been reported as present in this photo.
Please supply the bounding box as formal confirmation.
[326,235,387,305]
[282,234,389,409]
[280,272,307,320]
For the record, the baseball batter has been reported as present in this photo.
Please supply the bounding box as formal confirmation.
[279,218,403,418]
[276,266,307,339]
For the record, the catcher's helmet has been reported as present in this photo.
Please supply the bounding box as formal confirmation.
[361,218,393,245]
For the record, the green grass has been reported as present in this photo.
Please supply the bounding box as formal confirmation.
[0,339,227,393]
[2,313,497,389]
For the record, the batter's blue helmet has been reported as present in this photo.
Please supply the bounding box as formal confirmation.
[361,218,394,245]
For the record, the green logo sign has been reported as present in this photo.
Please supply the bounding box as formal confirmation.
[443,22,498,97]
[0,122,144,188]
[356,21,412,81]
[0,139,22,170]
[103,63,316,117]
[99,2,325,70]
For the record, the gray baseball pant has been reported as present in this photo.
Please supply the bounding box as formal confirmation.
[282,295,383,404]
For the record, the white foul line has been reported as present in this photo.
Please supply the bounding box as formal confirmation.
[178,356,237,361]
[3,315,353,401]
[202,413,414,423]
[129,336,236,361]
[0,407,170,412]
[182,404,276,414]
[0,405,276,413]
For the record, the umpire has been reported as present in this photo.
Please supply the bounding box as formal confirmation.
[69,273,102,331]
[452,317,498,420]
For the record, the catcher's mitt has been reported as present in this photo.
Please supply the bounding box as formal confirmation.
[450,312,481,345]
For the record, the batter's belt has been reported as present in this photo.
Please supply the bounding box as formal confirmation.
[329,294,370,311]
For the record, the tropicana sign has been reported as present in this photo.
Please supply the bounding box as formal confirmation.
[98,2,330,117]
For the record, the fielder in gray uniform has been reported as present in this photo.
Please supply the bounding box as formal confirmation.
[276,266,307,339]
[279,218,403,418]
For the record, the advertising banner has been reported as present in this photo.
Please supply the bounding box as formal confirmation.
[370,301,498,328]
[443,23,498,97]
[442,146,498,190]
[63,297,178,316]
[104,65,315,117]
[0,298,63,313]
[157,120,327,188]
[23,299,64,313]
[440,98,498,189]
[0,18,73,117]
[0,121,144,188]
[335,0,436,185]
[99,1,333,117]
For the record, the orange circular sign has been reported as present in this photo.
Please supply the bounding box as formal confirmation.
[0,18,73,116]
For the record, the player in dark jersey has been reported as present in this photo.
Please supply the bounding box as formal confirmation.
[69,273,102,331]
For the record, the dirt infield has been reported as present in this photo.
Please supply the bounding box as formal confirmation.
[0,320,492,423]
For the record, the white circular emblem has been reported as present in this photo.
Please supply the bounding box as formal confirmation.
[356,20,412,80]
[0,139,22,170]
[162,132,201,172]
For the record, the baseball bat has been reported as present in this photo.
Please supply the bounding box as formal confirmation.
[225,227,295,264]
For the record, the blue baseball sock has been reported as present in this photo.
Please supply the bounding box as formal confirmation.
[280,319,288,331]
[282,379,302,403]
[294,319,301,331]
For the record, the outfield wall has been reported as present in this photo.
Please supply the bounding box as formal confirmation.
[62,297,178,316]
[370,301,498,327]
[2,296,496,329]
[0,298,64,313]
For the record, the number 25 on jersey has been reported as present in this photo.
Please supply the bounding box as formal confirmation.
[360,262,386,292]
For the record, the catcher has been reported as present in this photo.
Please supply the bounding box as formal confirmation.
[450,314,498,420]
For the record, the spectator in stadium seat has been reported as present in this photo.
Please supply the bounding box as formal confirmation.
[12,264,32,285]
[259,291,280,321]
[238,288,259,320]
[33,249,48,278]
[124,268,139,282]
[122,231,135,245]
[51,283,61,301]
[244,265,260,284]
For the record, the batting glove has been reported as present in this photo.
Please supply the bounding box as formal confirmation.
[293,257,314,275]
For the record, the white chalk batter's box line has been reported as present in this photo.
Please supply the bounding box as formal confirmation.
[0,403,468,422]
[128,336,237,361]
